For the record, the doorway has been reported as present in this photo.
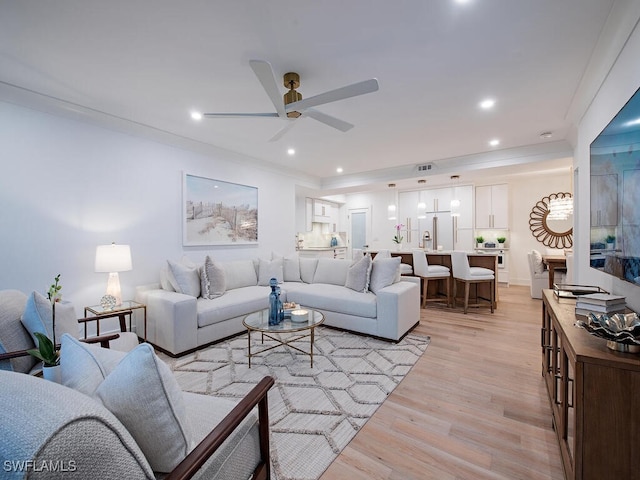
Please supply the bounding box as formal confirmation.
[348,208,370,258]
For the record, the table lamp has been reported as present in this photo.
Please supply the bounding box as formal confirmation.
[95,243,132,306]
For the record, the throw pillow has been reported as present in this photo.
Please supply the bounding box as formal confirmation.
[222,260,258,290]
[369,257,401,294]
[59,334,127,396]
[94,343,192,473]
[20,291,78,344]
[160,264,176,292]
[532,250,544,274]
[345,254,372,293]
[200,255,226,299]
[257,258,284,286]
[312,258,351,286]
[167,260,201,297]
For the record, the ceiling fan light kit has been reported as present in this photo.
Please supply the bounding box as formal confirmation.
[202,60,379,141]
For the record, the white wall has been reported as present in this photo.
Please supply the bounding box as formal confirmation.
[575,16,640,311]
[0,102,298,321]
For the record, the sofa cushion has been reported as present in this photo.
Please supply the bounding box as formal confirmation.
[287,283,377,318]
[345,254,372,293]
[222,260,258,290]
[257,257,284,286]
[299,257,318,284]
[197,286,270,328]
[201,255,226,299]
[272,252,303,283]
[60,334,127,396]
[94,343,192,473]
[313,258,351,286]
[369,257,401,294]
[20,291,78,343]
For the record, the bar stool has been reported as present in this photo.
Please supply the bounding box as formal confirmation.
[451,251,494,314]
[412,249,450,308]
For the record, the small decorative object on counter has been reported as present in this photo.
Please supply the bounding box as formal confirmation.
[497,237,506,247]
[330,235,338,247]
[100,294,117,310]
[392,224,404,245]
[268,278,281,326]
[576,312,640,353]
[475,236,484,247]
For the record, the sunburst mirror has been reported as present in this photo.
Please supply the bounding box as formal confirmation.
[529,192,573,249]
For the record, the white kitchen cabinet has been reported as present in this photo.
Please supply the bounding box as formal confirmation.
[305,198,313,232]
[590,174,618,227]
[398,191,422,248]
[475,184,508,229]
[329,203,340,233]
[313,199,331,223]
[423,187,452,213]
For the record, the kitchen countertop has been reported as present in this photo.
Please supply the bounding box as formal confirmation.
[298,246,346,251]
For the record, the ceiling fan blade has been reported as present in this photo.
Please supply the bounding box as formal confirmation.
[285,78,379,112]
[249,59,287,119]
[268,120,299,142]
[202,112,279,118]
[302,108,354,132]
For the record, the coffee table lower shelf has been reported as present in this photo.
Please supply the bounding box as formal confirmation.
[242,308,325,368]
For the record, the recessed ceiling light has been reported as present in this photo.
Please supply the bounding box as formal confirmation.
[489,139,500,147]
[190,111,203,121]
[479,99,495,110]
[287,148,295,155]
[539,131,553,139]
[454,0,471,4]
[336,167,343,173]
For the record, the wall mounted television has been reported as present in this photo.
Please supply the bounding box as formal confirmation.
[590,86,640,285]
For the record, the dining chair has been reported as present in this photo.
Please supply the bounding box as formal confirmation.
[412,249,450,308]
[451,251,494,314]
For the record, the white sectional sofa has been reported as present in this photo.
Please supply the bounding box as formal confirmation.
[135,255,420,357]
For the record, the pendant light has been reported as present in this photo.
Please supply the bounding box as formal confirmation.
[387,183,397,220]
[417,179,426,219]
[450,175,461,217]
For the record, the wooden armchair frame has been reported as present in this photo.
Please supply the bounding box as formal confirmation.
[166,376,275,480]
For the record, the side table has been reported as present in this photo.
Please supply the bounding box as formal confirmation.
[84,300,147,341]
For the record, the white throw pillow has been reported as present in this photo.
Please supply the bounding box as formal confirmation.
[167,260,201,297]
[369,257,401,294]
[21,291,78,344]
[60,334,127,396]
[160,264,176,292]
[201,255,226,299]
[532,250,544,274]
[94,343,192,473]
[345,254,372,293]
[257,258,284,286]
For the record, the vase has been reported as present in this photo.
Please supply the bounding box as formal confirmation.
[396,243,403,252]
[42,364,62,383]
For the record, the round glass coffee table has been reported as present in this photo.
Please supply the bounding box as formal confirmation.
[242,308,324,367]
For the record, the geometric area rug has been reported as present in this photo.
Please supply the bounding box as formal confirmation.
[162,327,430,480]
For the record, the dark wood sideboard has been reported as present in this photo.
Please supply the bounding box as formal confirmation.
[541,290,640,479]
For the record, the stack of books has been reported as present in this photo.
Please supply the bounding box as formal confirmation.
[575,293,626,317]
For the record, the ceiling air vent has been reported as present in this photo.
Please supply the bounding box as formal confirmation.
[416,163,435,172]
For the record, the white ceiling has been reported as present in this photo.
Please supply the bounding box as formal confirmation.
[0,1,618,192]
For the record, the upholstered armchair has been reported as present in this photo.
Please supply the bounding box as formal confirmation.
[0,289,138,374]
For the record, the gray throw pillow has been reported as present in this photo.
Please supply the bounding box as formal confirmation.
[167,260,201,297]
[345,254,372,292]
[369,257,401,294]
[257,258,284,285]
[201,255,226,299]
[20,291,78,343]
[94,343,192,473]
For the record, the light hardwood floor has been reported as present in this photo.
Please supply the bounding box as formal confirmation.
[321,285,564,480]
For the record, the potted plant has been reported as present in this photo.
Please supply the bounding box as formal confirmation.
[605,235,615,249]
[393,224,404,251]
[27,274,62,382]
[497,236,506,247]
[475,236,484,248]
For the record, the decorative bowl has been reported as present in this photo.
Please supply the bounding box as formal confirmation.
[576,312,640,352]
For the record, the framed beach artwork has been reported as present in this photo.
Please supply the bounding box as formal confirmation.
[183,173,258,246]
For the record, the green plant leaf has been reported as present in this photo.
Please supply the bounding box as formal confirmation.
[31,332,59,366]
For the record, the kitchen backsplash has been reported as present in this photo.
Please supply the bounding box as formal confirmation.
[297,223,346,248]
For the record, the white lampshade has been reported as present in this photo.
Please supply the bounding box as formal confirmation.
[95,244,132,273]
[95,243,132,307]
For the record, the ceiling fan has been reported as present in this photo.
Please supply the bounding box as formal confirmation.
[202,60,379,141]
